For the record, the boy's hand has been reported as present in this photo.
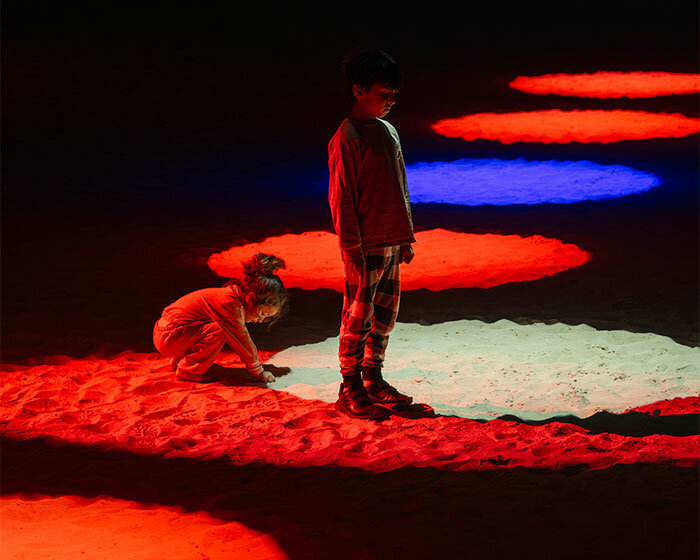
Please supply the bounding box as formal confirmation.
[399,244,414,264]
[346,255,366,275]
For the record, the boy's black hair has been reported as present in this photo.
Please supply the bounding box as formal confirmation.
[341,48,401,102]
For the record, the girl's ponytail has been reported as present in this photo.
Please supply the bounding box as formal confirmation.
[228,253,289,326]
[243,253,286,278]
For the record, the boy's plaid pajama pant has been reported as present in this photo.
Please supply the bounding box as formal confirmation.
[339,245,401,377]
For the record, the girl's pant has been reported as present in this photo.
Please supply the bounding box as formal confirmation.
[339,246,401,378]
[153,320,226,376]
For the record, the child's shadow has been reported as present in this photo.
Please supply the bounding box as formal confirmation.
[207,366,438,419]
[388,403,438,419]
[210,364,292,387]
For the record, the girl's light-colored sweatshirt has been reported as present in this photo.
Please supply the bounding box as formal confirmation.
[158,284,264,376]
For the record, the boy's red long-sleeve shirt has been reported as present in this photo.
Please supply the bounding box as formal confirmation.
[328,117,415,261]
[157,284,263,376]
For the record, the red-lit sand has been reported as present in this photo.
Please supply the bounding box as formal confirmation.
[509,71,700,98]
[3,230,697,558]
[431,110,700,144]
[207,229,590,291]
[2,351,698,557]
[2,352,697,472]
[1,495,285,560]
[3,351,697,472]
[270,320,700,421]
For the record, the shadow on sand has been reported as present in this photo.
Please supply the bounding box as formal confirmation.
[495,410,700,437]
[2,436,697,560]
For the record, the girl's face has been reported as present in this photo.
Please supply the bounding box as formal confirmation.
[244,293,280,323]
[253,302,281,323]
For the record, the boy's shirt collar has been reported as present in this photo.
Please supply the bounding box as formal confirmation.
[348,116,381,126]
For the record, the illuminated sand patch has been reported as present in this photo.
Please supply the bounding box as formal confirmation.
[431,110,700,143]
[0,495,285,560]
[509,71,700,98]
[271,320,700,421]
[208,229,590,291]
[1,351,697,472]
[406,158,661,205]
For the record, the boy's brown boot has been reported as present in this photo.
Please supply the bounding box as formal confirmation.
[362,366,413,407]
[335,376,389,420]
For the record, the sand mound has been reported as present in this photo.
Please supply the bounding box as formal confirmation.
[2,322,697,474]
[208,229,590,291]
[406,158,660,205]
[430,110,700,143]
[0,495,285,560]
[271,320,700,420]
[508,71,700,98]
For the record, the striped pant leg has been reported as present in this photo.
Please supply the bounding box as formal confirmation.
[364,246,401,369]
[338,246,401,377]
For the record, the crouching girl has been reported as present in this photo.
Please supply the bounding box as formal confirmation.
[153,253,288,383]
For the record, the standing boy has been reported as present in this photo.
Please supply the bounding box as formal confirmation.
[328,48,416,420]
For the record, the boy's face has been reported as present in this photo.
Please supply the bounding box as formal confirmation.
[353,82,398,119]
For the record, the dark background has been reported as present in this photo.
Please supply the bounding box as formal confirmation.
[2,2,699,360]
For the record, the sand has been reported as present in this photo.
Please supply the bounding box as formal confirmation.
[1,495,285,560]
[1,343,698,558]
[207,229,591,291]
[3,15,699,557]
[2,231,699,559]
[272,320,700,420]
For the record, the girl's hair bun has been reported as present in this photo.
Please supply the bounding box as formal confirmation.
[243,253,286,277]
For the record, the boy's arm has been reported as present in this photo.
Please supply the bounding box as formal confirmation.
[400,154,415,264]
[395,132,415,265]
[329,139,364,263]
[399,152,414,231]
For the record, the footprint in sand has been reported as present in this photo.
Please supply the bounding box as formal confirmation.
[143,409,181,421]
[59,412,82,424]
[132,381,182,396]
[205,410,228,421]
[22,398,60,412]
[168,437,199,450]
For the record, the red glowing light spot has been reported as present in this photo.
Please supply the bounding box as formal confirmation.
[509,71,700,98]
[207,229,590,291]
[0,495,285,559]
[431,110,700,144]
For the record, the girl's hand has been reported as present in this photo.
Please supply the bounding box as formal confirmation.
[260,370,276,383]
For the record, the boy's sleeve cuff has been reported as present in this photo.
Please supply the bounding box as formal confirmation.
[342,246,364,262]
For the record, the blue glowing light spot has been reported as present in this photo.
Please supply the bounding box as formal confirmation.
[406,158,661,205]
